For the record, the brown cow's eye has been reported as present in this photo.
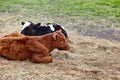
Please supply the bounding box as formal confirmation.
[60,39,63,41]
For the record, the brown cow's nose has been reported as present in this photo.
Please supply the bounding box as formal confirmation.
[65,44,70,50]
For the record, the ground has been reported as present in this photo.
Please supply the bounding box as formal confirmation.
[0,12,120,80]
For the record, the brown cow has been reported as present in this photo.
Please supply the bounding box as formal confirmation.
[0,30,70,63]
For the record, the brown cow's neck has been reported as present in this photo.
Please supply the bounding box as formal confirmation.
[42,35,55,52]
[31,33,55,53]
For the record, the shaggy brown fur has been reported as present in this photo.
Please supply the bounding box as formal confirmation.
[0,30,70,63]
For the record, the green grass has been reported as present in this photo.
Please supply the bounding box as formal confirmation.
[0,0,120,26]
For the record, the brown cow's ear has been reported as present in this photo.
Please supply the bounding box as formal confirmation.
[56,30,62,33]
[53,33,58,40]
[59,30,62,32]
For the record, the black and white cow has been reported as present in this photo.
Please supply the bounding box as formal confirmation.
[21,21,68,38]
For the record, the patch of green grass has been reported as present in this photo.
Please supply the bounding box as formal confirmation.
[0,0,120,26]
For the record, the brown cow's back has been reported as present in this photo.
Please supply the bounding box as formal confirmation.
[4,32,25,37]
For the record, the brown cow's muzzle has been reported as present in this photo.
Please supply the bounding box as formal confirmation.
[65,45,70,50]
[58,44,70,50]
[64,44,70,50]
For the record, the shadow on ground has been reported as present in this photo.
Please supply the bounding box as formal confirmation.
[72,24,120,42]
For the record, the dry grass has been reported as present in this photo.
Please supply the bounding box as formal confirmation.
[0,12,120,80]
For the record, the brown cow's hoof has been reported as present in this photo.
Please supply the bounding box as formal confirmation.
[41,56,52,63]
[31,56,52,63]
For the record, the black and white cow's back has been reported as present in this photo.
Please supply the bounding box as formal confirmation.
[21,21,68,38]
[46,23,68,38]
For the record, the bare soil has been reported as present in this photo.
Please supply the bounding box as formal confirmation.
[0,12,120,80]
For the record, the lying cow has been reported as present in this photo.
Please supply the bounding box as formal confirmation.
[21,21,68,38]
[0,30,70,63]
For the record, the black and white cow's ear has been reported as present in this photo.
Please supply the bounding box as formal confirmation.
[21,22,25,25]
[35,23,41,26]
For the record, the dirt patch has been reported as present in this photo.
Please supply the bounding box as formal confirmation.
[0,12,120,80]
[72,23,120,42]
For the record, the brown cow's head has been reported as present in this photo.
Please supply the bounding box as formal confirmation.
[52,30,70,50]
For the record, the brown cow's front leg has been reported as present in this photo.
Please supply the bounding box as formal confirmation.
[30,54,52,63]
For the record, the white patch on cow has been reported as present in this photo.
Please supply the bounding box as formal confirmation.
[21,21,31,31]
[48,24,55,31]
[61,26,65,30]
